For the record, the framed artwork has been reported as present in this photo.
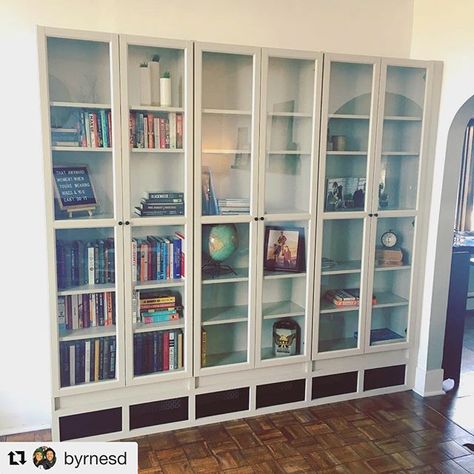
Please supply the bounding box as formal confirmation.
[264,226,305,272]
[52,165,97,216]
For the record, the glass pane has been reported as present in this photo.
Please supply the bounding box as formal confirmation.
[264,57,315,214]
[201,52,253,216]
[370,216,414,346]
[56,227,117,388]
[48,37,115,221]
[130,224,186,377]
[377,66,426,211]
[201,223,250,367]
[319,273,362,353]
[127,45,186,218]
[261,220,308,361]
[325,62,374,213]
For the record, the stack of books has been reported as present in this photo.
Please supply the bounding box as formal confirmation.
[217,198,250,215]
[137,292,182,325]
[51,128,79,147]
[375,246,403,267]
[133,329,184,375]
[59,336,116,387]
[135,191,184,217]
[325,288,376,306]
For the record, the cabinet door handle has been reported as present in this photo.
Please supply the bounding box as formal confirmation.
[254,217,258,221]
[125,221,130,225]
[260,217,264,221]
[374,213,379,217]
[368,213,373,217]
[118,221,123,225]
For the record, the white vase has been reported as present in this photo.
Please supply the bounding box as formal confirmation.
[160,77,172,107]
[149,61,161,106]
[139,66,151,105]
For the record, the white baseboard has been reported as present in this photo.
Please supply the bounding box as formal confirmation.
[413,366,445,397]
[0,424,51,437]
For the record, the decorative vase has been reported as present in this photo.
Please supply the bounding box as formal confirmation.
[149,61,160,106]
[160,77,172,107]
[139,66,151,105]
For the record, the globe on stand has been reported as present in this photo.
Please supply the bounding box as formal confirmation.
[202,224,239,277]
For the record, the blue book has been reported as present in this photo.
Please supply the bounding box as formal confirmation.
[173,237,182,279]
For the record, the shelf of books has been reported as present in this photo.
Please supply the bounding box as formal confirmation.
[55,223,122,391]
[125,222,190,383]
[120,36,192,222]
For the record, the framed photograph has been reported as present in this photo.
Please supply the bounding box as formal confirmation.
[264,226,305,272]
[52,165,97,215]
[325,177,366,211]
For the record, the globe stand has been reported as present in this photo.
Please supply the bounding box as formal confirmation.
[202,260,237,278]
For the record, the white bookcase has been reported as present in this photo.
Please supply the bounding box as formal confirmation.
[39,27,441,441]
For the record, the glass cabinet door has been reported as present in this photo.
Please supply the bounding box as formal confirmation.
[47,34,121,222]
[314,55,379,359]
[373,63,427,212]
[121,37,191,220]
[195,43,260,374]
[56,226,123,389]
[256,50,321,366]
[119,36,193,384]
[366,216,414,347]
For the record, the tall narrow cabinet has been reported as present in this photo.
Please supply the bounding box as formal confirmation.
[312,54,439,398]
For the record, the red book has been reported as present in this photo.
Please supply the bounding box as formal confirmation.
[106,292,113,326]
[140,242,148,281]
[163,331,169,371]
[92,113,100,147]
[176,113,183,149]
[147,113,154,148]
[159,118,166,148]
[165,118,170,148]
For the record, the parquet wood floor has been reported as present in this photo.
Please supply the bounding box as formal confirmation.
[4,391,474,473]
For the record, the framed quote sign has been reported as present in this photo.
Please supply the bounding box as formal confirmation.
[52,165,97,216]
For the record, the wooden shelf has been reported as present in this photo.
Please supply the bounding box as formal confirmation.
[134,278,185,290]
[130,105,184,113]
[203,108,251,115]
[202,267,248,284]
[203,350,247,368]
[318,337,357,353]
[328,113,370,120]
[202,149,251,154]
[263,271,306,280]
[326,151,367,156]
[202,305,248,326]
[133,319,184,334]
[267,150,311,155]
[262,301,305,319]
[384,115,422,122]
[52,146,112,152]
[268,112,312,118]
[50,101,111,109]
[57,283,116,296]
[59,325,116,342]
[321,260,361,275]
[131,148,184,153]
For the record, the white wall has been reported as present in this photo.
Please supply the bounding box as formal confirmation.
[410,0,474,393]
[0,0,415,433]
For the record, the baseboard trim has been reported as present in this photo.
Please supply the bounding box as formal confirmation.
[0,424,51,437]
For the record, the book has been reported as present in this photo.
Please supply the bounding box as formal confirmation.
[201,327,207,367]
[354,328,405,345]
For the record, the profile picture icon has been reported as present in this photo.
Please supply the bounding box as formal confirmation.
[33,446,56,470]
